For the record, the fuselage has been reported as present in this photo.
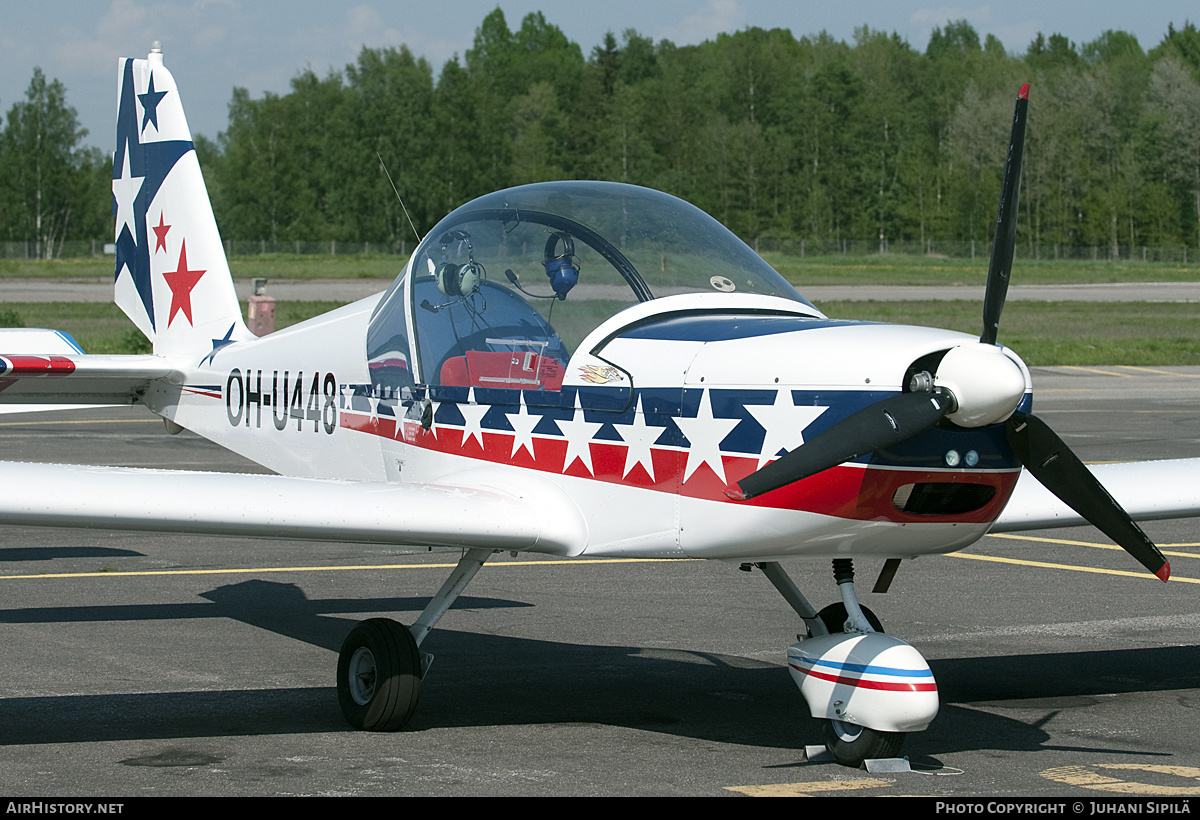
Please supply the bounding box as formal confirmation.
[157,283,1031,563]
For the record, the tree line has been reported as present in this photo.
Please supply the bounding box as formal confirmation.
[4,10,1200,258]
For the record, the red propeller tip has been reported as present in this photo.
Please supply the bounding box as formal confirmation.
[1018,83,1030,100]
[1156,561,1171,583]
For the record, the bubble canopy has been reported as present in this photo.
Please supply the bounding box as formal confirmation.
[366,181,810,391]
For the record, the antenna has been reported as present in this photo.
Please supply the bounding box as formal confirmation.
[377,153,424,243]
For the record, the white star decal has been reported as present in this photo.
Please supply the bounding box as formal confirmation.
[112,150,144,260]
[744,390,829,469]
[458,387,490,449]
[505,392,541,458]
[674,389,741,484]
[556,393,603,475]
[612,395,666,481]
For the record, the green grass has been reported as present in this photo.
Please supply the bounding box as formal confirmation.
[229,256,405,280]
[0,300,347,354]
[2,299,1195,365]
[1,257,115,279]
[818,300,1200,366]
[764,252,1200,287]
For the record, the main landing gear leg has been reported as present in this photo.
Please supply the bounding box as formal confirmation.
[337,547,494,731]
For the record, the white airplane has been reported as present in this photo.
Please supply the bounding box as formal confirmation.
[2,48,1198,767]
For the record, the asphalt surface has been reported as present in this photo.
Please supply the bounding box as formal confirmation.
[0,366,1198,796]
[3,276,1200,303]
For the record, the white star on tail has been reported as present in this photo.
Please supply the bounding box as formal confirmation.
[112,151,144,259]
[744,390,829,469]
[505,392,541,458]
[674,389,740,484]
[557,393,603,475]
[613,396,666,481]
[458,387,490,449]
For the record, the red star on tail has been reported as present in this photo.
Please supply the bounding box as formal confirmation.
[163,240,206,326]
[152,212,171,253]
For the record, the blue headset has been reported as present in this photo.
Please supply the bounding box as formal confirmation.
[543,232,579,300]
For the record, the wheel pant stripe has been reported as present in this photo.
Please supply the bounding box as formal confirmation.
[791,664,938,693]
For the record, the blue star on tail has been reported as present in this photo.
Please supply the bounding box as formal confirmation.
[138,74,168,133]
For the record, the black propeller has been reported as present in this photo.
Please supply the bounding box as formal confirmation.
[1006,412,1170,580]
[981,83,1029,346]
[734,82,1171,582]
[733,391,951,500]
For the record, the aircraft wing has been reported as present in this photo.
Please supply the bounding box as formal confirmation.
[991,458,1200,532]
[0,461,587,555]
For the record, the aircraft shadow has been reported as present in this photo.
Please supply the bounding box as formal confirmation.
[0,546,144,562]
[1,578,1195,759]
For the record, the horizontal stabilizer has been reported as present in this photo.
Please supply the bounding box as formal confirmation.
[0,351,175,405]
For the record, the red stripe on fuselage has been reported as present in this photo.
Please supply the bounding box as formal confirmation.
[338,410,1018,523]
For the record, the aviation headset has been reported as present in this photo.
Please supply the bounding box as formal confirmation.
[543,231,580,300]
[435,230,486,298]
[435,259,485,298]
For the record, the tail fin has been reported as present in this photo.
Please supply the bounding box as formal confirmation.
[112,45,252,358]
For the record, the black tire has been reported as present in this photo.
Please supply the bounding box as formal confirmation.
[823,719,906,767]
[337,618,421,731]
[815,601,883,636]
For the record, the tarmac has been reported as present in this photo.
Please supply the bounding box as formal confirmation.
[3,277,1200,303]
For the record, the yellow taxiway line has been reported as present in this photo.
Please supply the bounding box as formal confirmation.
[946,552,1200,583]
[987,532,1200,557]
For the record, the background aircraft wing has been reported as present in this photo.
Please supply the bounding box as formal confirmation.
[991,458,1200,532]
[0,462,587,556]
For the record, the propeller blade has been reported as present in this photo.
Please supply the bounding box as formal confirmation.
[1005,411,1170,581]
[981,83,1030,347]
[735,391,951,500]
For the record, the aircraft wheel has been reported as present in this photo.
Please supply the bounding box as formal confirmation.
[813,603,904,765]
[814,601,883,635]
[823,719,906,767]
[337,618,421,731]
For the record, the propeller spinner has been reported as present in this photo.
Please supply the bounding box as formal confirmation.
[735,83,1170,582]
